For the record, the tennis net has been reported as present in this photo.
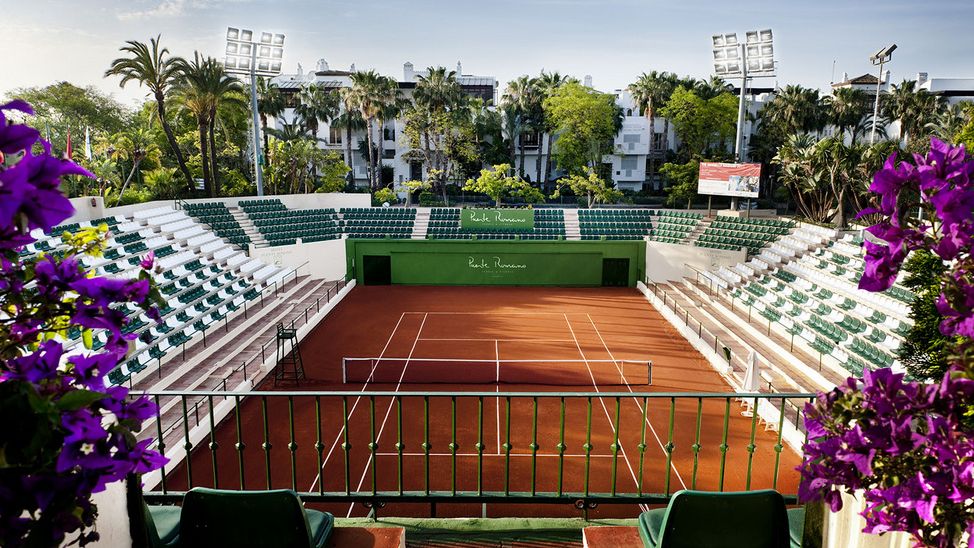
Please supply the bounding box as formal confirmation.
[342,357,652,386]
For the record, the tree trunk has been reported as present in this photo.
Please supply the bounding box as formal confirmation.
[198,121,212,197]
[543,133,554,190]
[364,119,377,190]
[208,113,220,197]
[518,132,526,179]
[535,132,543,188]
[344,123,354,182]
[156,93,195,194]
[647,108,656,190]
[261,113,271,168]
[115,158,143,206]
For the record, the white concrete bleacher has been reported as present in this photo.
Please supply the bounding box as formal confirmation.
[43,206,289,386]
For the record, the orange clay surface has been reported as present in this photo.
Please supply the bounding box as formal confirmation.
[164,286,802,519]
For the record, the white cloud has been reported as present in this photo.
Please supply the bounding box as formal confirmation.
[115,0,251,21]
[116,0,188,21]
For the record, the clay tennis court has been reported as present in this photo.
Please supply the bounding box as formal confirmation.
[162,286,803,519]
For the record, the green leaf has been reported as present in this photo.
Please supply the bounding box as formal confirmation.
[56,389,107,411]
[82,329,93,350]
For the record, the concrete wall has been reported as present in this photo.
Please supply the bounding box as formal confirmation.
[248,237,348,281]
[645,239,745,282]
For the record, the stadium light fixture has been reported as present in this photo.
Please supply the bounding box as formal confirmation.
[869,43,896,145]
[711,28,775,166]
[224,27,286,196]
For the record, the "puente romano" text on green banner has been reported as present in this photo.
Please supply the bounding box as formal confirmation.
[460,209,535,230]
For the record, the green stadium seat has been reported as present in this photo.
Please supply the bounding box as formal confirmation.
[178,488,332,548]
[637,490,796,548]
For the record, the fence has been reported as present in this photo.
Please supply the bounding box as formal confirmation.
[643,278,810,424]
[142,390,814,513]
[148,277,349,446]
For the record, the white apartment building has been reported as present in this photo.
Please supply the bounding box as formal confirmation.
[271,59,497,187]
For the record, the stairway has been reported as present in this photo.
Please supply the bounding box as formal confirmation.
[230,207,268,249]
[411,208,430,239]
[563,209,581,240]
[681,217,711,244]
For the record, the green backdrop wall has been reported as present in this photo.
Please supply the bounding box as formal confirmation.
[345,239,645,287]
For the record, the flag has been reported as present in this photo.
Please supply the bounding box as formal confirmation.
[84,126,92,160]
[64,129,73,160]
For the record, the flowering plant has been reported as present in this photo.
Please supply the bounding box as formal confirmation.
[0,100,167,547]
[798,138,974,547]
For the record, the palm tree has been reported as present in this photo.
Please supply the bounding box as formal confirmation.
[884,80,942,143]
[105,36,194,192]
[106,125,162,205]
[827,88,870,143]
[535,71,573,188]
[256,77,285,167]
[694,76,733,100]
[925,102,971,142]
[172,53,245,197]
[763,85,828,136]
[772,133,832,223]
[342,71,400,189]
[295,83,340,139]
[629,71,676,189]
[332,107,365,179]
[412,67,463,192]
[502,75,539,178]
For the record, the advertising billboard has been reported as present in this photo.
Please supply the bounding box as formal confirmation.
[697,162,761,198]
[460,209,535,230]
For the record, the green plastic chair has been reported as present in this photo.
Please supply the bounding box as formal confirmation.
[638,489,797,548]
[144,503,180,548]
[179,488,333,548]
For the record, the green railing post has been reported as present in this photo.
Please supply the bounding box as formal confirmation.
[637,396,648,496]
[342,396,351,496]
[154,395,168,494]
[423,395,430,497]
[745,396,759,490]
[396,396,404,496]
[288,396,298,491]
[503,395,512,496]
[690,397,703,489]
[772,397,787,490]
[557,396,566,497]
[477,396,484,497]
[530,396,539,497]
[583,396,592,497]
[663,397,676,496]
[450,396,458,497]
[314,396,324,496]
[181,396,194,488]
[207,395,219,489]
[368,396,377,497]
[261,396,271,490]
[718,397,731,491]
[609,396,622,496]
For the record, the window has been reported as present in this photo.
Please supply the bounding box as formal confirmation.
[329,127,343,145]
[622,134,640,143]
[651,132,666,151]
[626,109,633,116]
[621,156,638,170]
[383,149,396,159]
[521,132,540,147]
[383,127,395,141]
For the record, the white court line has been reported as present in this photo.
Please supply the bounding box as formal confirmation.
[373,452,619,458]
[346,313,428,518]
[419,338,575,342]
[307,312,406,494]
[402,311,568,315]
[564,313,647,512]
[587,314,688,494]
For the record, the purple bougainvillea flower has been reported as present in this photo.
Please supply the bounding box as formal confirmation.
[139,251,155,271]
[867,153,915,216]
[70,277,150,308]
[0,340,64,383]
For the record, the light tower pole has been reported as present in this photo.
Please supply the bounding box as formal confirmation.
[869,44,896,145]
[225,28,286,197]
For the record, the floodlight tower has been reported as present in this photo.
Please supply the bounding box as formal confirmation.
[869,43,896,145]
[224,27,285,196]
[712,29,776,163]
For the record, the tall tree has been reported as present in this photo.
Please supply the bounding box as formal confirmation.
[502,75,539,178]
[341,71,400,189]
[102,124,162,205]
[883,79,941,143]
[827,87,870,143]
[659,86,737,159]
[405,66,465,200]
[629,71,677,188]
[105,36,195,192]
[761,85,828,136]
[543,82,621,175]
[256,77,285,168]
[772,133,832,223]
[295,83,340,139]
[172,53,245,197]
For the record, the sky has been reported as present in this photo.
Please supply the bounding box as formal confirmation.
[3,0,973,108]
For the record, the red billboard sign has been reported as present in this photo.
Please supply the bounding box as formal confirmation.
[698,162,761,198]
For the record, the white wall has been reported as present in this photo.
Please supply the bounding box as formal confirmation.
[248,237,348,281]
[645,239,745,281]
